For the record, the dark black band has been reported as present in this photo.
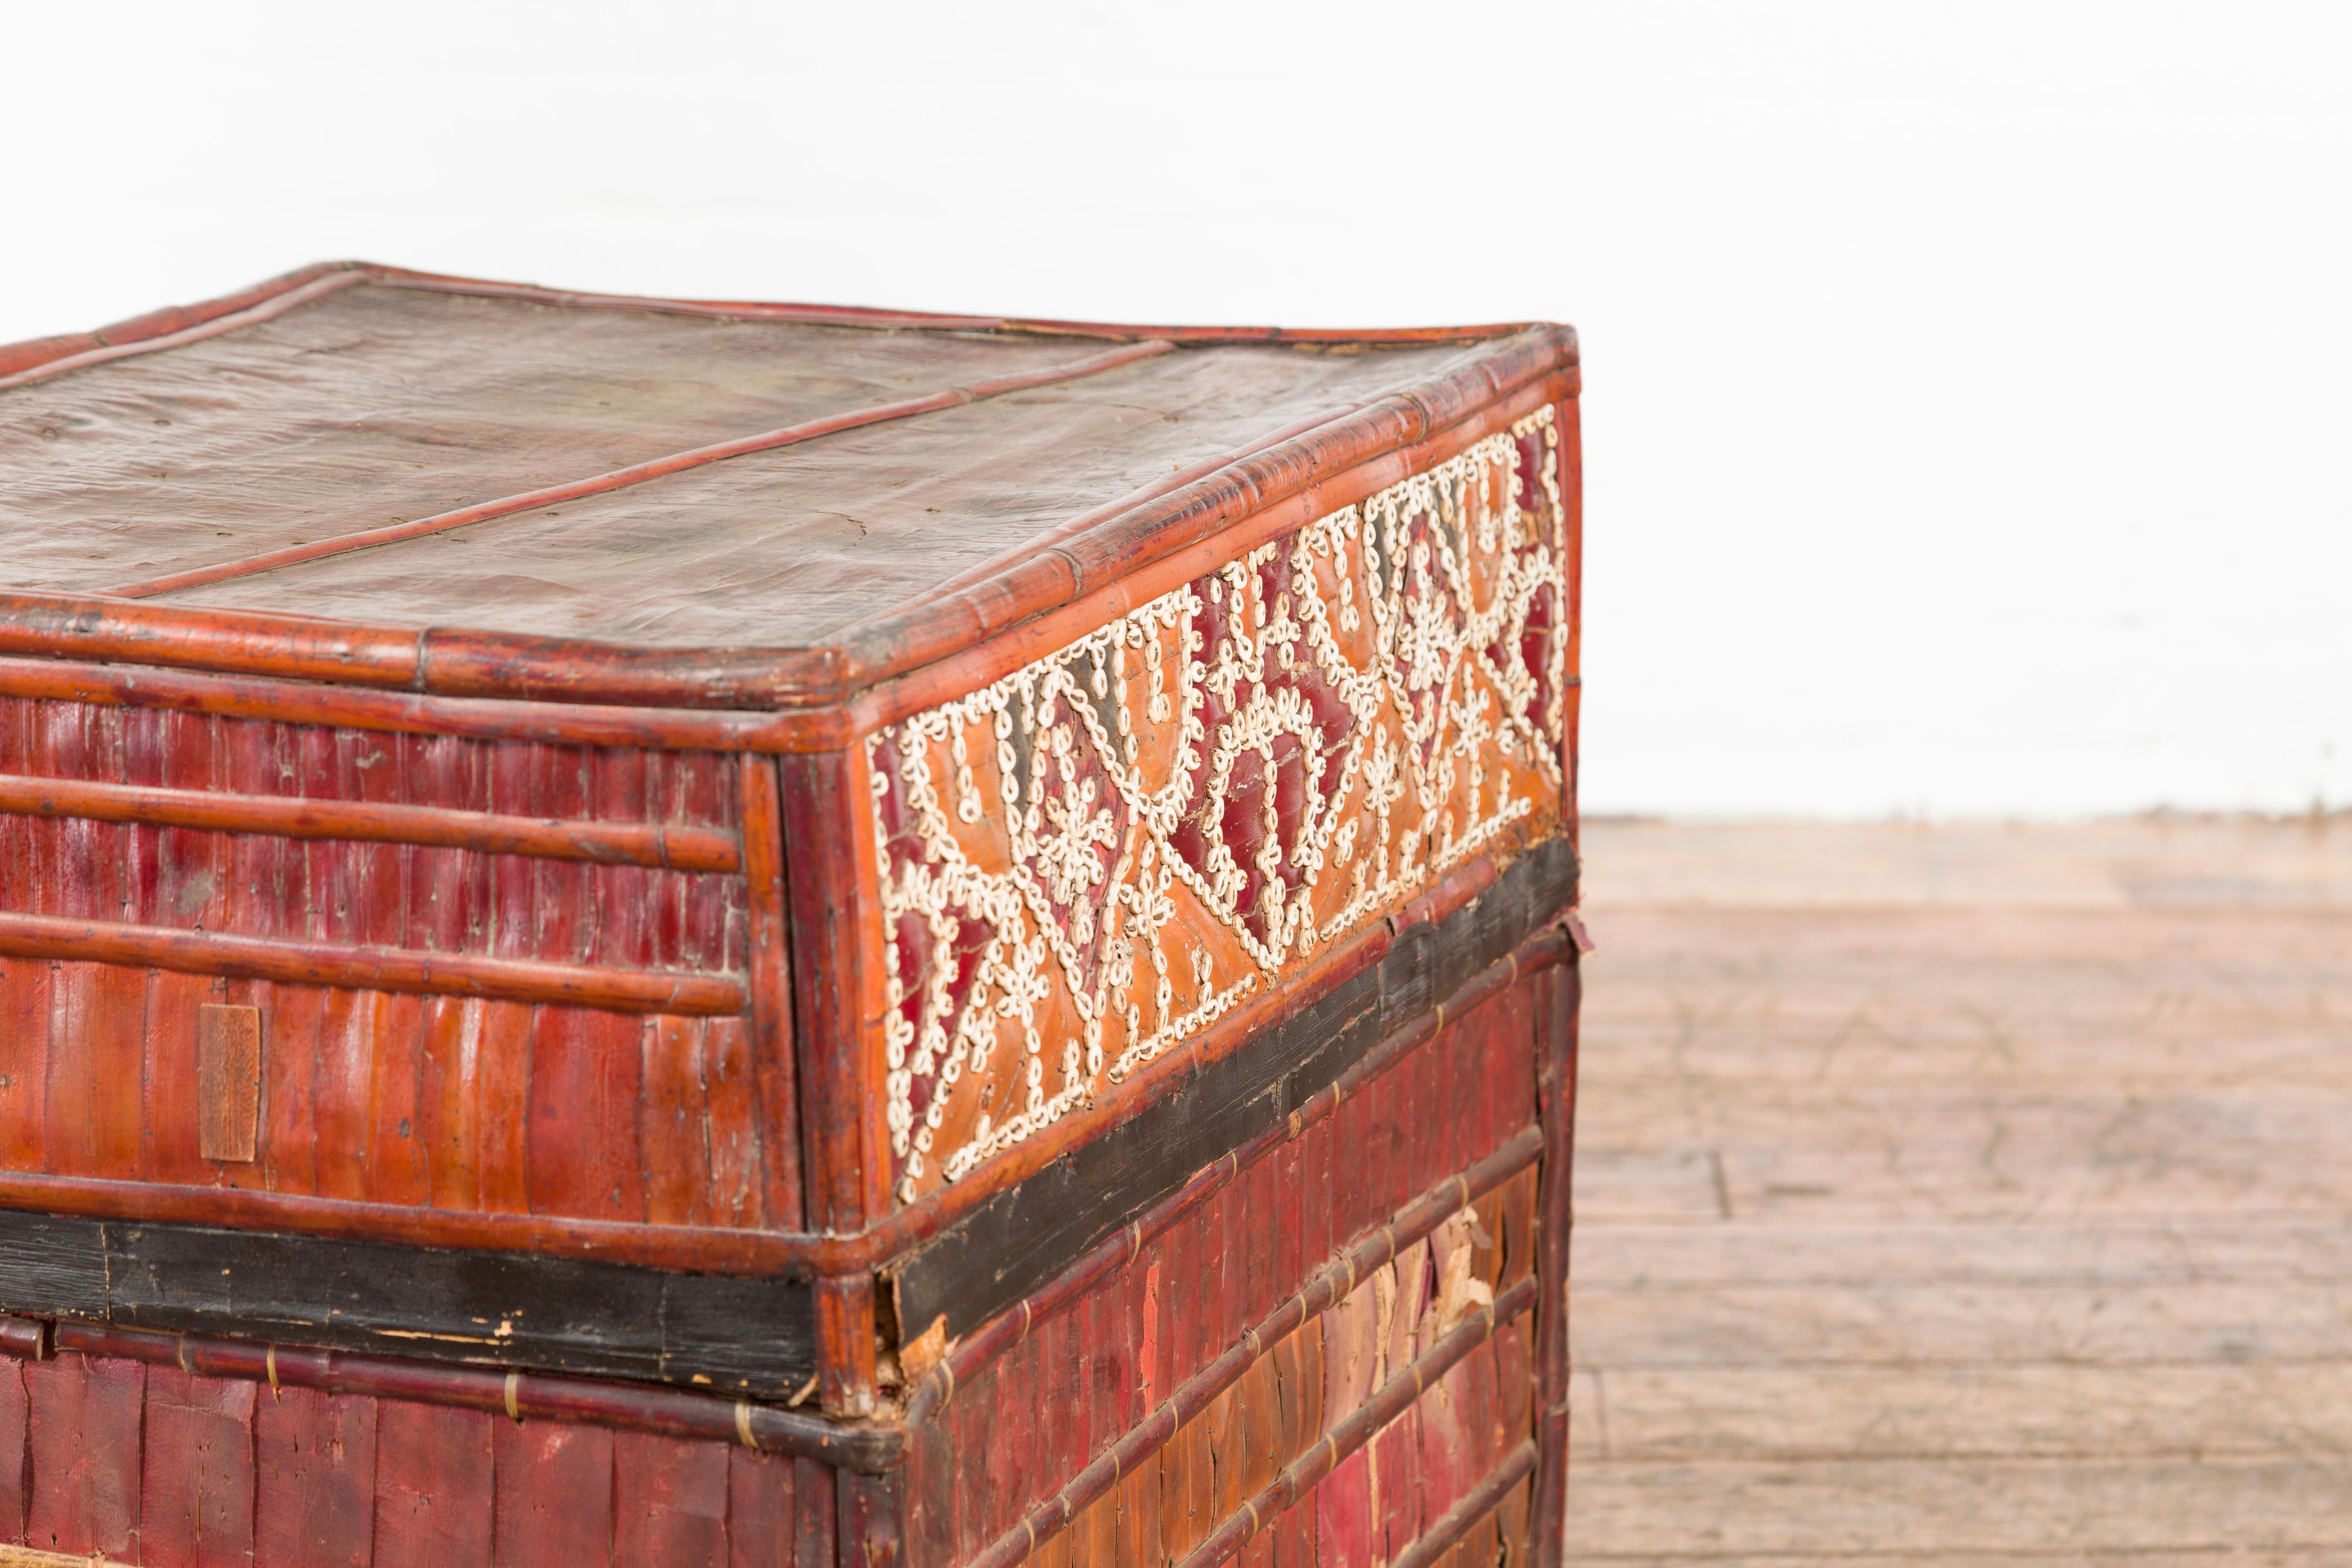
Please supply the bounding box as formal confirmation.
[0,1211,816,1394]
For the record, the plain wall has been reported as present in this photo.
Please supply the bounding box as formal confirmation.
[3,1,2345,818]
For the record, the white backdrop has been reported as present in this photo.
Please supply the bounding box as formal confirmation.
[4,2,2346,818]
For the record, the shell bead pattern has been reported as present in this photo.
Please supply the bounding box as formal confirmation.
[869,407,1569,1206]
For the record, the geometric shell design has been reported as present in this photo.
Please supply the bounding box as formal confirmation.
[869,406,1568,1205]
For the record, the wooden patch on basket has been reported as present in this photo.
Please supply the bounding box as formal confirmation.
[898,1313,950,1386]
[197,1004,261,1163]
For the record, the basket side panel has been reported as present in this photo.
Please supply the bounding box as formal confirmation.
[902,962,1562,1568]
[0,703,794,1232]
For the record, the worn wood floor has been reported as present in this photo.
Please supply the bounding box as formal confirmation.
[1565,818,2352,1564]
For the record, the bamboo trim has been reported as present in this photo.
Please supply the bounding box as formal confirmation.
[885,348,1573,628]
[0,270,371,392]
[740,754,802,1228]
[883,406,1379,618]
[365,266,1544,346]
[108,340,1178,600]
[0,260,1543,387]
[0,261,360,381]
[783,742,891,1415]
[814,1275,879,1420]
[0,596,432,690]
[0,911,744,1016]
[0,772,742,873]
[1533,951,1584,1563]
[832,366,1577,706]
[0,653,831,753]
[1388,1441,1540,1568]
[0,1314,904,1472]
[372,272,1012,334]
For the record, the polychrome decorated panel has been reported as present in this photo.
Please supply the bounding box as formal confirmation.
[870,407,1568,1204]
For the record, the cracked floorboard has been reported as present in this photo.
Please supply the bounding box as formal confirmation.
[1565,819,2352,1563]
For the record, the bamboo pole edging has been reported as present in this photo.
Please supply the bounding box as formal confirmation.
[0,651,836,753]
[0,260,1545,388]
[0,1312,906,1472]
[0,269,372,392]
[879,356,1518,624]
[739,753,803,1231]
[0,772,744,873]
[0,262,363,381]
[1531,942,1584,1565]
[0,911,745,1016]
[834,365,1577,711]
[365,265,1550,346]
